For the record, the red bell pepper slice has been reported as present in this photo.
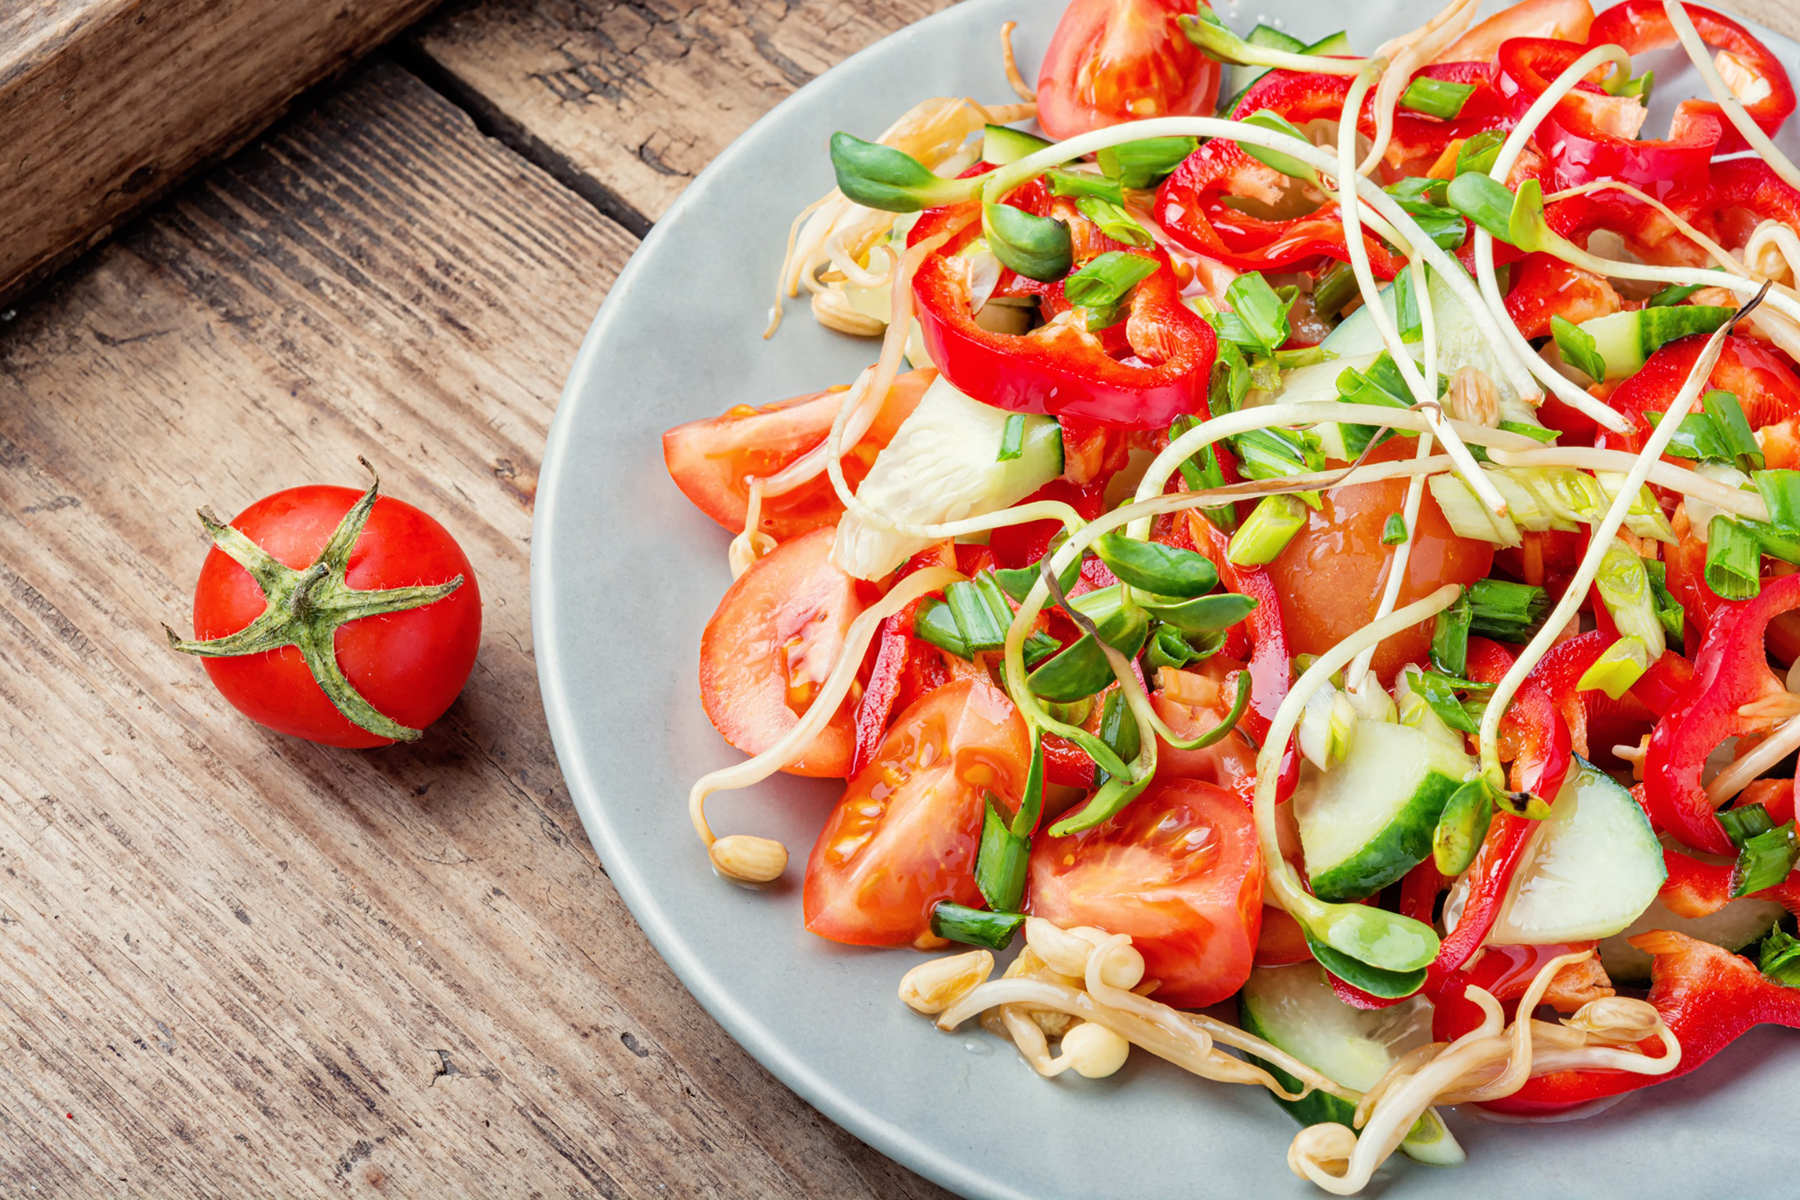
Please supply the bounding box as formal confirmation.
[1704,157,1800,253]
[1659,837,1800,921]
[1586,0,1796,156]
[909,193,1217,431]
[1600,332,1800,455]
[1503,252,1622,340]
[1480,931,1800,1114]
[1645,573,1800,856]
[1496,36,1722,194]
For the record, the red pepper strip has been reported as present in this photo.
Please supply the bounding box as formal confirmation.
[1480,931,1800,1114]
[1191,520,1297,797]
[1705,158,1800,249]
[1496,37,1722,194]
[910,196,1217,431]
[1153,66,1508,275]
[1503,252,1623,340]
[1600,332,1800,455]
[1044,734,1099,788]
[1587,0,1797,156]
[848,547,961,773]
[1646,573,1800,855]
[988,480,1108,571]
[1659,843,1800,920]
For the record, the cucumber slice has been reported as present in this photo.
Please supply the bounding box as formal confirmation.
[981,124,1053,167]
[1324,269,1539,426]
[833,376,1062,579]
[1577,306,1736,380]
[1598,893,1787,985]
[1456,757,1667,944]
[1240,963,1465,1167]
[1295,720,1474,902]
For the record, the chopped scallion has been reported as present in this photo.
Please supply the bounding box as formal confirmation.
[1312,263,1359,319]
[1576,634,1652,700]
[930,901,1024,951]
[1467,577,1550,642]
[975,795,1030,913]
[945,579,1009,652]
[1097,137,1198,190]
[1227,494,1308,566]
[1721,802,1776,849]
[1644,559,1687,643]
[1215,272,1294,354]
[997,413,1026,462]
[1047,169,1125,204]
[1705,515,1764,600]
[1759,923,1800,987]
[1381,513,1409,545]
[1095,688,1141,786]
[1431,587,1472,676]
[1593,540,1666,656]
[1648,281,1705,308]
[1703,390,1763,473]
[1074,196,1152,247]
[914,599,969,658]
[1551,315,1608,383]
[1399,76,1475,120]
[1239,110,1317,181]
[1454,131,1505,178]
[1394,266,1423,344]
[1063,251,1159,311]
[1732,820,1799,898]
[1170,414,1240,533]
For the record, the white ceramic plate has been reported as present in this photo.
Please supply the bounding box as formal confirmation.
[533,4,1800,1196]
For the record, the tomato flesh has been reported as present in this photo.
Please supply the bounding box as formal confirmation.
[192,485,482,748]
[1433,0,1594,63]
[805,680,1032,946]
[1035,0,1220,140]
[1029,779,1262,1008]
[700,526,865,777]
[1262,439,1494,682]
[663,369,932,542]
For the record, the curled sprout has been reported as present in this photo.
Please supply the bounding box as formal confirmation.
[1290,950,1680,1196]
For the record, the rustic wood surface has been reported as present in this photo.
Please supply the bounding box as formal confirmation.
[0,0,441,305]
[0,53,948,1199]
[3,0,1798,1194]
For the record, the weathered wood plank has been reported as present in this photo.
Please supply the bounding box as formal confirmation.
[0,57,948,1199]
[409,0,961,226]
[0,0,444,305]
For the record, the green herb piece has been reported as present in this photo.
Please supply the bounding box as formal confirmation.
[1721,803,1776,849]
[1732,820,1799,897]
[1047,169,1124,204]
[1064,251,1159,311]
[1648,281,1705,308]
[1170,414,1240,533]
[1753,469,1800,535]
[1228,494,1309,566]
[1094,687,1142,787]
[1098,137,1199,189]
[1382,513,1409,545]
[1576,634,1652,701]
[1215,272,1295,353]
[930,902,1025,950]
[1644,559,1687,643]
[1146,624,1225,673]
[913,599,969,658]
[944,580,1008,652]
[1394,266,1423,344]
[984,201,1072,282]
[975,794,1030,913]
[1497,420,1560,444]
[1093,531,1220,598]
[1431,587,1472,676]
[1552,315,1608,383]
[1399,76,1475,120]
[1415,669,1493,735]
[1240,110,1318,181]
[1445,172,1520,244]
[1455,131,1505,178]
[1466,577,1550,642]
[1705,514,1763,600]
[997,413,1026,462]
[1275,345,1333,370]
[1230,425,1325,484]
[1704,390,1764,473]
[1312,263,1360,319]
[1433,778,1496,875]
[1759,923,1800,987]
[1075,196,1153,247]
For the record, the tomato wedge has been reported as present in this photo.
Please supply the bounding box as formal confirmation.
[1035,0,1221,140]
[1433,0,1594,64]
[663,369,932,541]
[699,526,865,777]
[804,680,1033,947]
[1028,779,1262,1008]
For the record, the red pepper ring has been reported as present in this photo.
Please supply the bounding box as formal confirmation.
[1645,573,1800,856]
[909,200,1217,431]
[1496,36,1723,194]
[1587,0,1797,156]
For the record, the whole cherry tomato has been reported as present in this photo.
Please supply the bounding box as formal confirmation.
[174,467,482,748]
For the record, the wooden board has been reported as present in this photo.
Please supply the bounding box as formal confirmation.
[0,57,947,1199]
[0,0,442,305]
[409,0,962,228]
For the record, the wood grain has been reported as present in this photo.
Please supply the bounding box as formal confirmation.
[0,57,947,1199]
[409,0,962,228]
[0,0,443,305]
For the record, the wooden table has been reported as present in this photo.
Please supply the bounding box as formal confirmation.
[1,0,1794,1195]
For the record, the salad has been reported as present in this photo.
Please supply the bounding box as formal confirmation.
[659,0,1800,1191]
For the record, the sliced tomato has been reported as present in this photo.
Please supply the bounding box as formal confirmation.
[804,680,1033,947]
[1433,0,1595,64]
[1262,439,1495,682]
[663,368,932,541]
[1029,779,1262,1008]
[1035,0,1221,140]
[700,527,865,777]
[1150,659,1258,802]
[1254,906,1312,967]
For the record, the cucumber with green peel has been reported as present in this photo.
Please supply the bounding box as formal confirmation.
[1221,27,1352,117]
[1240,964,1465,1166]
[1294,720,1474,902]
[1445,756,1667,944]
[981,124,1053,166]
[1576,306,1736,380]
[833,376,1062,579]
[1598,893,1787,985]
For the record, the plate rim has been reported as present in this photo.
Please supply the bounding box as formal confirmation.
[531,5,1800,1197]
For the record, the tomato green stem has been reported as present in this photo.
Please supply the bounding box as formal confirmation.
[165,459,465,743]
